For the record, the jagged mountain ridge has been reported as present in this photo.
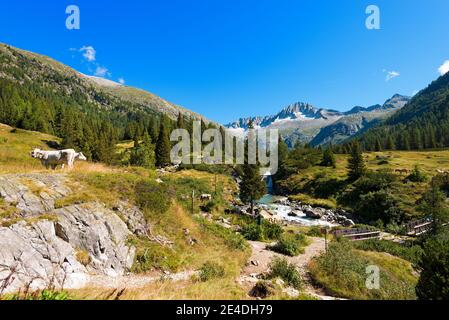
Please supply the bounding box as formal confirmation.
[226,94,410,146]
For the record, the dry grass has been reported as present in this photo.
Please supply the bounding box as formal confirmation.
[75,249,92,266]
[70,277,248,300]
[0,123,60,174]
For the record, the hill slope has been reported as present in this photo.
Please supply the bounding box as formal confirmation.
[0,43,205,121]
[358,73,449,150]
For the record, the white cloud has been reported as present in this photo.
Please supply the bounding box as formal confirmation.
[94,66,108,77]
[385,70,400,81]
[438,60,449,76]
[118,78,125,85]
[79,46,96,62]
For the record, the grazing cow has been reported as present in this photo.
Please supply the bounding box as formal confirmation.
[30,148,86,170]
[200,194,212,201]
[395,169,409,175]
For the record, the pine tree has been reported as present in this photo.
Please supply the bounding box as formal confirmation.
[386,135,395,150]
[347,141,366,181]
[239,120,267,215]
[416,231,449,300]
[321,147,336,168]
[155,118,171,167]
[402,135,411,150]
[176,112,185,129]
[375,138,382,152]
[130,131,155,168]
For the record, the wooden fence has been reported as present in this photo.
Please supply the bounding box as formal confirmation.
[404,218,434,236]
[332,228,381,241]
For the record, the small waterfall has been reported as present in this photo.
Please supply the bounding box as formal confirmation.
[265,175,274,194]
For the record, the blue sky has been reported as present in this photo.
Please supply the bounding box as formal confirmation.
[1,0,449,124]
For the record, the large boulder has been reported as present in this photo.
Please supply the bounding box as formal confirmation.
[304,208,324,219]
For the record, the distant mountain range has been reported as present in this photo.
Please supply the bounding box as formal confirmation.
[226,94,410,147]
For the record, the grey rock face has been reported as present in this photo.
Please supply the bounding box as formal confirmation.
[53,203,135,277]
[0,174,142,293]
[0,174,71,217]
[0,220,88,293]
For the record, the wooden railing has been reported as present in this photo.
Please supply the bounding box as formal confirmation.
[405,218,434,236]
[332,228,381,241]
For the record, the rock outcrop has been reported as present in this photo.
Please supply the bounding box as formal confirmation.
[0,174,144,294]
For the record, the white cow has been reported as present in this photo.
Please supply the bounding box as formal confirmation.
[30,148,87,170]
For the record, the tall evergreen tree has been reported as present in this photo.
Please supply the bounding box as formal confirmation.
[321,147,336,168]
[155,117,171,167]
[375,138,382,152]
[416,231,449,300]
[176,112,185,129]
[402,135,411,150]
[347,142,366,181]
[419,185,449,234]
[130,131,155,168]
[386,135,396,150]
[239,120,267,215]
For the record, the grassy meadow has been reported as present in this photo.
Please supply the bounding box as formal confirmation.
[2,123,448,300]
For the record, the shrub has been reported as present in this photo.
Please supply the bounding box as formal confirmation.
[198,218,248,250]
[307,226,323,237]
[356,189,404,224]
[249,281,275,298]
[406,166,427,183]
[241,223,264,241]
[262,221,283,240]
[352,239,423,265]
[310,240,417,300]
[270,233,308,257]
[200,200,217,213]
[266,257,302,289]
[199,262,225,282]
[5,290,69,300]
[135,180,171,215]
[416,231,449,300]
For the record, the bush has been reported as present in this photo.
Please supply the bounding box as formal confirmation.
[270,233,308,257]
[200,200,217,213]
[416,231,449,300]
[199,218,248,250]
[266,257,302,289]
[240,220,283,241]
[249,281,275,298]
[309,240,417,300]
[5,290,69,300]
[199,262,225,282]
[307,226,323,237]
[406,166,427,183]
[135,180,171,215]
[356,189,404,225]
[262,221,283,240]
[352,239,423,265]
[241,223,264,241]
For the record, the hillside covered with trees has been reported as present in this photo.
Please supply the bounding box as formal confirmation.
[356,72,449,151]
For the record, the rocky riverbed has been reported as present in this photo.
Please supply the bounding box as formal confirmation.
[233,195,356,227]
